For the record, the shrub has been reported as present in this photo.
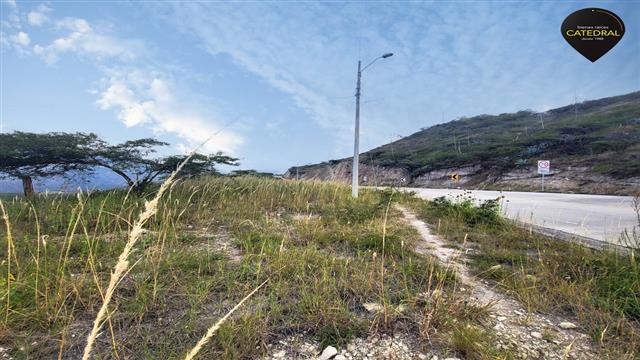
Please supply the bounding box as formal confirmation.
[430,196,503,227]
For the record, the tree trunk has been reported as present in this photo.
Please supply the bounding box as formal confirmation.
[21,176,34,197]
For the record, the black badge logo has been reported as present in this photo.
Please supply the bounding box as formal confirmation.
[561,8,625,62]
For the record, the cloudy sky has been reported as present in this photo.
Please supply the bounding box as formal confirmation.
[1,1,638,173]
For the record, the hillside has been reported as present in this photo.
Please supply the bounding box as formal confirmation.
[286,91,640,194]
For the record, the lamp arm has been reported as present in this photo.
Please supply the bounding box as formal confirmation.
[361,56,382,72]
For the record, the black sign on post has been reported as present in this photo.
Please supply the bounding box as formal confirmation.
[561,8,625,62]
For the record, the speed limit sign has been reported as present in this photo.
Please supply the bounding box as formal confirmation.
[537,160,550,175]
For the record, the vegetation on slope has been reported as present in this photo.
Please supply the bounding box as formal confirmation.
[2,175,638,358]
[1,177,500,359]
[371,91,640,178]
[293,91,640,181]
[406,192,640,358]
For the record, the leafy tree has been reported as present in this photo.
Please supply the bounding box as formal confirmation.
[89,138,169,189]
[94,150,239,192]
[1,132,240,196]
[159,153,239,178]
[0,132,101,196]
[90,139,239,192]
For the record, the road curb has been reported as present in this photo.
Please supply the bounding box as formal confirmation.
[515,220,634,254]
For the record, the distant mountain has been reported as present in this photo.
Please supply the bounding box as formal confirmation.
[286,91,640,195]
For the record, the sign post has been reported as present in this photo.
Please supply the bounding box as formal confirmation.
[537,160,550,191]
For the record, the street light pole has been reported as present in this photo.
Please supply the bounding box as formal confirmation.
[351,53,393,198]
[352,60,362,198]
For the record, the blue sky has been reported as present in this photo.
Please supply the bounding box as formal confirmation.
[1,1,638,174]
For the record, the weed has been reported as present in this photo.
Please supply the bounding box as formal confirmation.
[1,177,467,359]
[407,194,640,357]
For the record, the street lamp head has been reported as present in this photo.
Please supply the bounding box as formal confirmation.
[382,53,393,58]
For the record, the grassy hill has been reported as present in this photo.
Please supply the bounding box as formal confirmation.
[288,91,640,194]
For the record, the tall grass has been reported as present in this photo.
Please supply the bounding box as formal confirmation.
[1,177,485,358]
[183,279,268,360]
[408,194,640,358]
[82,156,192,359]
[0,201,15,323]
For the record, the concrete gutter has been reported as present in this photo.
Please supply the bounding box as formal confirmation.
[514,220,634,254]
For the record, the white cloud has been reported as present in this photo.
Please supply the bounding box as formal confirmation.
[167,5,357,127]
[7,7,243,155]
[27,4,51,26]
[97,70,243,153]
[10,31,30,46]
[158,2,614,156]
[160,3,400,152]
[1,0,20,29]
[96,79,150,126]
[32,17,144,64]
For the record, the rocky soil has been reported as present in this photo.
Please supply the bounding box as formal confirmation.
[262,207,600,360]
[263,332,438,360]
[397,206,598,359]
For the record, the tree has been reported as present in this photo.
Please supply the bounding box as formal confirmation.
[0,132,101,196]
[98,152,239,192]
[158,153,239,179]
[90,138,169,189]
[91,139,239,193]
[1,131,240,196]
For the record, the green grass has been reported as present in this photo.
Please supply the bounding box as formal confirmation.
[405,193,640,358]
[0,177,500,359]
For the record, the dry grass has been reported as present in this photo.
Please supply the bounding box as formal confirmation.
[2,178,488,359]
[406,193,640,358]
[183,279,268,360]
[0,201,14,323]
[81,156,192,359]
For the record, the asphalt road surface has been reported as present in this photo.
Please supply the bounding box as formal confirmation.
[402,188,638,245]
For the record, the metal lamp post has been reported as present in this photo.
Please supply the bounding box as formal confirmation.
[352,52,393,198]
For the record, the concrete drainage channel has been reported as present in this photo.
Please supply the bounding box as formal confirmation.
[516,220,635,254]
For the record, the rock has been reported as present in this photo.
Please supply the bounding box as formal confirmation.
[559,321,577,329]
[273,350,286,358]
[363,303,384,313]
[300,342,316,354]
[319,346,338,360]
[531,331,543,339]
[396,304,409,313]
[335,355,347,360]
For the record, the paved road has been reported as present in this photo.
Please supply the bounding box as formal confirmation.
[402,188,638,245]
